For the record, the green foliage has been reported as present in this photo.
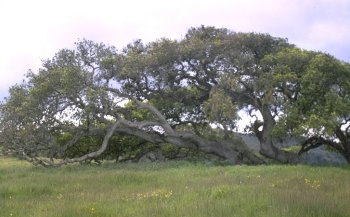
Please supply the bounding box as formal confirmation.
[204,88,238,129]
[55,131,159,163]
[160,143,179,159]
[293,55,349,137]
[124,101,155,121]
[1,26,349,165]
[267,49,350,161]
[62,135,104,160]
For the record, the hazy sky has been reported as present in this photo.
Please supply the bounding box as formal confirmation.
[0,0,349,100]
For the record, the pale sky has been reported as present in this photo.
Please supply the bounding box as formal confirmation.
[0,0,349,100]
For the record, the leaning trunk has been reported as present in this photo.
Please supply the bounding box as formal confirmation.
[345,154,350,164]
[168,134,264,165]
[259,105,297,163]
[115,124,264,165]
[342,148,350,164]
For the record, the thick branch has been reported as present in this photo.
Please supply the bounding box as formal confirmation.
[134,101,176,136]
[27,121,121,167]
[298,136,344,155]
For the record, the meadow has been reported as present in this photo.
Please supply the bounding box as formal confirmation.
[0,157,349,217]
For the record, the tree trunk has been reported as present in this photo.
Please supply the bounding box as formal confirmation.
[25,102,265,166]
[258,105,297,163]
[121,128,265,165]
[342,149,350,164]
[171,134,264,165]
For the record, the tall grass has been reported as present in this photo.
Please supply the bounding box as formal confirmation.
[0,157,349,217]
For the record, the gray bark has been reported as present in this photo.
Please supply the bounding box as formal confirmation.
[258,105,297,163]
[25,101,264,166]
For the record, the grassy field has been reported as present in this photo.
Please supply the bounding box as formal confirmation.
[0,157,350,217]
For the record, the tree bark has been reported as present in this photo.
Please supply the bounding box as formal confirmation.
[299,136,350,164]
[116,125,264,165]
[23,100,265,166]
[258,105,297,163]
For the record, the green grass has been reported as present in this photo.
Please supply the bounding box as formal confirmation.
[0,157,350,217]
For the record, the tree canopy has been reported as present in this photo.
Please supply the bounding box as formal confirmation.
[1,26,349,166]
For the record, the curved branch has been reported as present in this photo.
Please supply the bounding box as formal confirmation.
[298,136,344,155]
[104,86,176,135]
[27,121,121,167]
[134,101,176,136]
